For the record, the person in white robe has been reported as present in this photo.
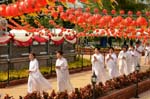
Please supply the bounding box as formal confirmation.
[55,51,74,92]
[28,53,52,93]
[135,41,144,65]
[91,47,109,84]
[118,45,130,76]
[128,46,137,73]
[144,43,150,65]
[105,47,119,79]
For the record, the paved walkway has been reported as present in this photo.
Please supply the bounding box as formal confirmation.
[0,56,150,99]
[131,90,150,99]
[0,71,92,99]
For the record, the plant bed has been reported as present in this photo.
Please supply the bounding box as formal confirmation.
[0,65,92,88]
[99,79,150,99]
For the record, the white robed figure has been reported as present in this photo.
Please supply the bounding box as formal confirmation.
[105,47,119,79]
[128,46,137,73]
[55,51,74,92]
[91,48,109,84]
[135,41,144,65]
[144,43,150,65]
[28,53,52,93]
[118,45,130,76]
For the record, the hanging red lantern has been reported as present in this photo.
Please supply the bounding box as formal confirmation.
[111,10,116,15]
[136,17,148,27]
[39,0,47,6]
[83,12,91,19]
[19,1,27,14]
[5,5,12,16]
[74,10,82,16]
[25,0,35,13]
[102,9,107,14]
[103,15,112,23]
[68,14,76,23]
[77,16,85,23]
[66,8,74,15]
[136,11,141,16]
[145,11,150,16]
[57,6,63,12]
[11,4,19,16]
[60,12,67,20]
[51,11,58,19]
[68,0,75,3]
[0,4,6,16]
[120,10,125,15]
[128,11,133,16]
[124,17,132,26]
[85,7,90,12]
[94,8,99,14]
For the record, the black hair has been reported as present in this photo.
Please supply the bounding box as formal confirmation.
[122,45,128,50]
[135,40,141,44]
[56,51,63,55]
[109,47,114,51]
[30,52,36,58]
[95,47,100,51]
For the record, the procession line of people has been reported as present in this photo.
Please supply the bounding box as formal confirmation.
[27,41,149,93]
[91,41,147,85]
[27,51,73,94]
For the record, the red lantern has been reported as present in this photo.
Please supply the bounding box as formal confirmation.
[66,8,74,15]
[25,0,35,13]
[77,16,85,23]
[19,1,27,13]
[74,10,81,16]
[145,11,150,16]
[83,12,91,19]
[0,4,6,16]
[51,11,58,19]
[111,10,116,15]
[68,14,76,23]
[68,0,75,3]
[10,4,19,16]
[136,17,148,27]
[102,9,107,14]
[128,11,133,16]
[94,8,99,14]
[5,5,12,16]
[85,7,90,12]
[124,17,132,26]
[115,16,123,23]
[136,11,141,16]
[57,5,64,12]
[60,12,67,20]
[120,10,125,15]
[103,15,112,23]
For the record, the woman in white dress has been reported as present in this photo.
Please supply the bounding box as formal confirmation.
[55,51,74,92]
[135,41,144,65]
[118,45,130,76]
[128,45,137,73]
[105,47,119,79]
[144,43,150,65]
[28,53,52,93]
[91,47,109,84]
